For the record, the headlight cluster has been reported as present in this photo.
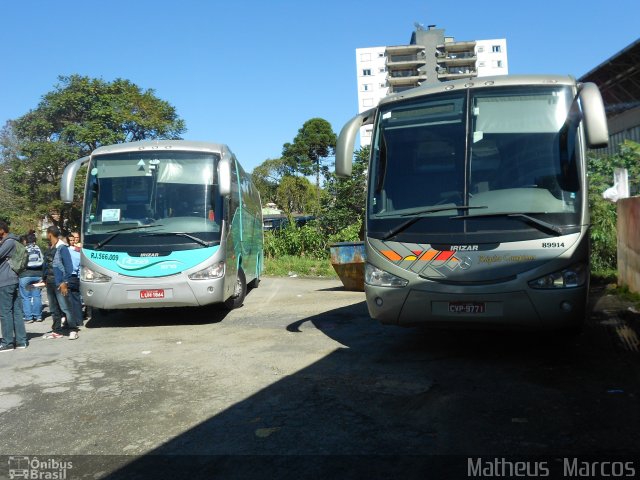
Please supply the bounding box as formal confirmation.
[365,263,408,288]
[81,266,111,283]
[529,263,587,289]
[188,261,225,280]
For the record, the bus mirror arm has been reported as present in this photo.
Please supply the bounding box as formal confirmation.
[336,109,375,178]
[219,156,232,197]
[60,156,90,204]
[578,82,609,149]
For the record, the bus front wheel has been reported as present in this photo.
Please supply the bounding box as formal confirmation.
[224,269,246,310]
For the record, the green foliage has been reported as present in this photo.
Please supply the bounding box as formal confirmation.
[587,140,640,272]
[281,118,337,213]
[589,191,618,272]
[328,221,362,244]
[320,146,368,236]
[264,221,327,260]
[588,140,640,194]
[281,118,337,178]
[275,176,319,214]
[0,74,186,232]
[251,157,286,204]
[264,217,363,262]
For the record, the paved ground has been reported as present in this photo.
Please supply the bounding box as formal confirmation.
[1,277,639,478]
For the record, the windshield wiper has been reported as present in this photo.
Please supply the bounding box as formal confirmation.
[381,205,487,240]
[94,224,164,250]
[141,232,212,247]
[450,212,564,236]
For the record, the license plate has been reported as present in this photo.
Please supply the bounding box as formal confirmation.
[448,302,485,314]
[140,289,165,299]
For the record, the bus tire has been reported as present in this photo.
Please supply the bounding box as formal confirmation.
[224,268,246,310]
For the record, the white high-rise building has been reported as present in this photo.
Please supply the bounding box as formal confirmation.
[355,26,508,146]
[355,46,389,146]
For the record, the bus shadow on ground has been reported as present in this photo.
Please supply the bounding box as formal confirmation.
[84,304,230,328]
[101,286,640,479]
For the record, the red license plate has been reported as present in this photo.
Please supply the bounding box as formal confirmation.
[448,302,485,314]
[140,289,165,299]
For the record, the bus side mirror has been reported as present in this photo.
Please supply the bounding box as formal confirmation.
[60,156,90,204]
[336,109,375,178]
[219,157,231,197]
[579,82,609,149]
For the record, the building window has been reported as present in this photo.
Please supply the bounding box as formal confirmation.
[362,84,372,91]
[492,60,503,68]
[362,69,372,76]
[492,45,501,53]
[378,67,386,73]
[360,53,371,62]
[477,46,484,53]
[378,52,384,57]
[380,83,386,88]
[363,98,374,107]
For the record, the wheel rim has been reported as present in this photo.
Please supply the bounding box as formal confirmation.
[233,276,242,297]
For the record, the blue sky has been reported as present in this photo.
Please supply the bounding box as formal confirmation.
[1,0,638,173]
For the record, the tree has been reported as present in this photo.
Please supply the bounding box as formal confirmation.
[281,118,337,196]
[275,176,318,215]
[1,74,186,231]
[251,158,287,205]
[320,146,369,236]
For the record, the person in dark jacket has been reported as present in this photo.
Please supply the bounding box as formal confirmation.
[0,221,28,351]
[41,226,78,339]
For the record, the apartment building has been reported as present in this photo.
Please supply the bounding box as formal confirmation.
[356,26,508,146]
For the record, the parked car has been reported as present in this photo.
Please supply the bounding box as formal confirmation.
[263,215,316,231]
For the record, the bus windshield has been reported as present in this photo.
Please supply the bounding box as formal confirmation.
[368,85,582,242]
[83,151,223,249]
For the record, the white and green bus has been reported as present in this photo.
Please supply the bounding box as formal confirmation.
[61,140,263,310]
[336,75,609,330]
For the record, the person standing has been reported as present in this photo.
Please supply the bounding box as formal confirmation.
[0,221,29,351]
[41,226,77,339]
[66,232,83,330]
[20,232,44,323]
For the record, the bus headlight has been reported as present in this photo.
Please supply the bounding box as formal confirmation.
[81,266,111,283]
[365,263,408,288]
[189,261,225,280]
[528,263,587,289]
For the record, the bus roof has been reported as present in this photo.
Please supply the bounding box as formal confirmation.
[379,74,578,108]
[90,140,232,157]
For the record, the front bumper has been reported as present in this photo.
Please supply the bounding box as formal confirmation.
[81,274,226,309]
[365,283,587,329]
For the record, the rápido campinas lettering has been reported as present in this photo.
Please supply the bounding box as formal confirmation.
[479,255,536,264]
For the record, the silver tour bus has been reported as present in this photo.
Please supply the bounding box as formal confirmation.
[336,75,608,330]
[61,140,263,311]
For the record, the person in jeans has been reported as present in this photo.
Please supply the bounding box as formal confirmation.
[41,226,78,339]
[0,221,28,351]
[66,232,83,331]
[20,232,44,323]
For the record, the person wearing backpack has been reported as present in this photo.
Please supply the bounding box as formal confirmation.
[0,220,28,351]
[19,232,44,323]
